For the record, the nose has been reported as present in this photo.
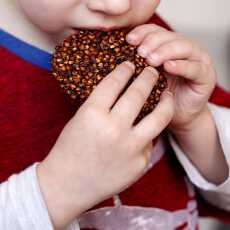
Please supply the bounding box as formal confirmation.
[87,0,131,15]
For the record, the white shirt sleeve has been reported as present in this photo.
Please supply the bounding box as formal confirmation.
[169,103,230,211]
[0,163,80,230]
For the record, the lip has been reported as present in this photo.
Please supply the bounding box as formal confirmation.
[72,25,124,32]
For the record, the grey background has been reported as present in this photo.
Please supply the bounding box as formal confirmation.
[157,0,230,91]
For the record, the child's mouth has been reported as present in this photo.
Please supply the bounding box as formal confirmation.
[72,25,129,32]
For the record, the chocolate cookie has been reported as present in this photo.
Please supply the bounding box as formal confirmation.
[51,29,167,119]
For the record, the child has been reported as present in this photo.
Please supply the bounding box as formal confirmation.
[0,0,230,229]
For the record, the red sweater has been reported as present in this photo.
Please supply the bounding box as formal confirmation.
[0,14,230,229]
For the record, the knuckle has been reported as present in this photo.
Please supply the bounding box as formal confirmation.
[188,39,198,52]
[131,87,147,102]
[105,123,121,141]
[184,61,192,73]
[75,106,103,127]
[171,39,193,55]
[136,156,148,172]
[196,62,205,76]
[106,62,134,88]
[158,97,174,123]
[140,69,156,85]
[132,131,146,144]
[199,63,215,85]
[82,106,100,119]
[133,24,165,35]
[109,76,123,89]
[164,42,184,56]
[200,63,208,75]
[168,42,182,53]
[198,51,216,87]
[133,24,147,32]
[148,24,166,32]
[160,31,179,40]
[157,115,171,128]
[165,96,175,116]
[146,31,165,41]
[201,52,212,65]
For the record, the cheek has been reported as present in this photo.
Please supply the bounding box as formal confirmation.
[18,0,76,32]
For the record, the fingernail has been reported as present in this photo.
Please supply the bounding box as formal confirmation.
[148,53,161,65]
[167,61,176,67]
[138,46,149,58]
[146,66,158,76]
[124,61,135,70]
[126,33,138,43]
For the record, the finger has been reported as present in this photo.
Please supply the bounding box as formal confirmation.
[137,31,179,58]
[126,24,166,46]
[164,60,212,85]
[111,67,159,126]
[146,39,202,67]
[85,61,135,110]
[132,90,174,144]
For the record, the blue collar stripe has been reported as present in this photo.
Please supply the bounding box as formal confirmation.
[0,29,52,70]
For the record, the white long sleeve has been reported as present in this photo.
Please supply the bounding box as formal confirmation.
[0,163,80,230]
[170,103,230,211]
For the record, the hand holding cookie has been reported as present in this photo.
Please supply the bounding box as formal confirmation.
[126,24,217,131]
[38,59,174,229]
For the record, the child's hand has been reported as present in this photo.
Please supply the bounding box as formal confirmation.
[37,62,174,229]
[126,25,229,186]
[127,24,217,132]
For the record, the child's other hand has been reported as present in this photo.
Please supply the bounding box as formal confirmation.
[37,62,174,229]
[127,24,217,132]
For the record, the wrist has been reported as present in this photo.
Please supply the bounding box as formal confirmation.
[169,105,229,185]
[169,106,210,138]
[37,161,75,229]
[36,153,97,229]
